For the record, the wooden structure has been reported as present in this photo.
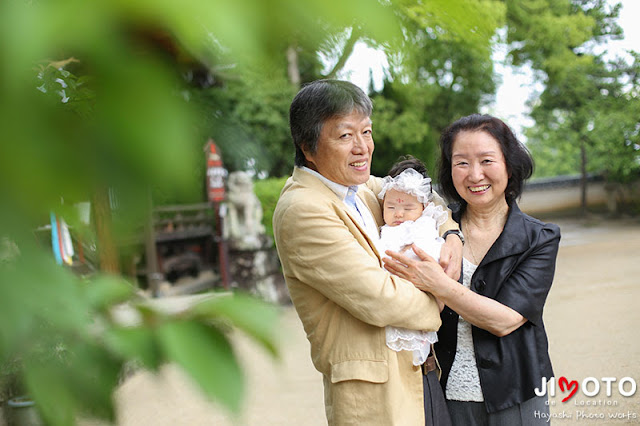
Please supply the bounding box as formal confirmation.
[139,203,219,290]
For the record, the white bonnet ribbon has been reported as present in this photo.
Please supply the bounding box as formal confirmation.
[378,168,433,205]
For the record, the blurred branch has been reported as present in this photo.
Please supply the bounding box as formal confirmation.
[286,44,301,87]
[325,27,362,79]
[92,187,120,274]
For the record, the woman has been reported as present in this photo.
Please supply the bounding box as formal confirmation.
[383,114,561,425]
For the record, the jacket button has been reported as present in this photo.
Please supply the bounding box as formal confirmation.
[476,280,486,292]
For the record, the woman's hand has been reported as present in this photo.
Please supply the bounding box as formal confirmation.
[383,244,449,294]
[386,244,527,337]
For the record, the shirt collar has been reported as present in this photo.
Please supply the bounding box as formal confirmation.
[300,166,358,201]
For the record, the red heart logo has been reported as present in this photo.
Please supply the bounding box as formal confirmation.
[558,376,579,402]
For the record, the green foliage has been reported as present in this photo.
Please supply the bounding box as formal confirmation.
[527,130,581,178]
[584,92,640,182]
[2,0,408,422]
[0,254,282,424]
[370,87,435,175]
[191,293,280,356]
[192,71,297,178]
[103,327,161,371]
[398,0,504,55]
[254,177,289,239]
[157,321,244,413]
[370,2,501,176]
[180,0,505,180]
[507,0,639,185]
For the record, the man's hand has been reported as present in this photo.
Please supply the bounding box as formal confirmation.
[440,234,462,280]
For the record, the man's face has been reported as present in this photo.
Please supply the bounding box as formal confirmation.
[303,111,374,186]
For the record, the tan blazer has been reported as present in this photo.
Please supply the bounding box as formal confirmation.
[273,168,455,425]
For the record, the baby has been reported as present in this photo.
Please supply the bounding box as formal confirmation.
[376,156,448,365]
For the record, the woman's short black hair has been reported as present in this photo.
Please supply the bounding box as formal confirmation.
[437,114,534,204]
[289,79,373,167]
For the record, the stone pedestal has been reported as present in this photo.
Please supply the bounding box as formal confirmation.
[223,171,289,304]
[229,245,290,305]
[4,397,43,426]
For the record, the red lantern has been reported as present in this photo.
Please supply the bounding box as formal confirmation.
[204,139,227,202]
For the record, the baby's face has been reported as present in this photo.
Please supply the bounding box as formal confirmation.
[383,189,424,226]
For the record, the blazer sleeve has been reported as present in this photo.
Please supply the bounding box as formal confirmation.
[495,223,561,326]
[274,198,441,332]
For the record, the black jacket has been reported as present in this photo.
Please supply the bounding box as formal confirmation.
[435,202,561,413]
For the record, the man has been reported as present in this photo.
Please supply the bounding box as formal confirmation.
[273,79,463,425]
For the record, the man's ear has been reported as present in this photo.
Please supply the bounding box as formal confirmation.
[301,145,315,167]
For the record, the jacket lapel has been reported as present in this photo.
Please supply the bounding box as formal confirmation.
[358,184,384,228]
[291,168,381,256]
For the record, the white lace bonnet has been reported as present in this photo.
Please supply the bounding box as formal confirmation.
[378,168,433,205]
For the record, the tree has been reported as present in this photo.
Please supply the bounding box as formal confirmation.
[369,0,503,175]
[190,70,298,179]
[506,0,639,214]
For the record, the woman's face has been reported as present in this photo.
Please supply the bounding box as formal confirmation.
[451,130,509,208]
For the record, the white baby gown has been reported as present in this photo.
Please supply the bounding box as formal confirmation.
[376,202,449,366]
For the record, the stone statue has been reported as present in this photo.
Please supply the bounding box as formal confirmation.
[222,171,289,304]
[224,171,267,250]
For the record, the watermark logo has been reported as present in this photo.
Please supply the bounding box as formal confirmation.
[535,376,637,402]
[533,376,639,422]
[557,377,578,402]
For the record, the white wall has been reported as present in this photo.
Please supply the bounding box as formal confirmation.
[519,181,608,215]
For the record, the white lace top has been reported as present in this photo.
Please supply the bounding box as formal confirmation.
[376,203,448,366]
[445,257,484,401]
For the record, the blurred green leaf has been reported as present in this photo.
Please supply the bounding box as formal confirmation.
[103,326,161,371]
[190,294,280,357]
[0,249,87,352]
[23,359,77,426]
[84,274,136,311]
[63,341,122,421]
[157,320,244,413]
[23,341,122,425]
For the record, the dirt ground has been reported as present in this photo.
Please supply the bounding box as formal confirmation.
[540,215,640,425]
[4,215,640,425]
